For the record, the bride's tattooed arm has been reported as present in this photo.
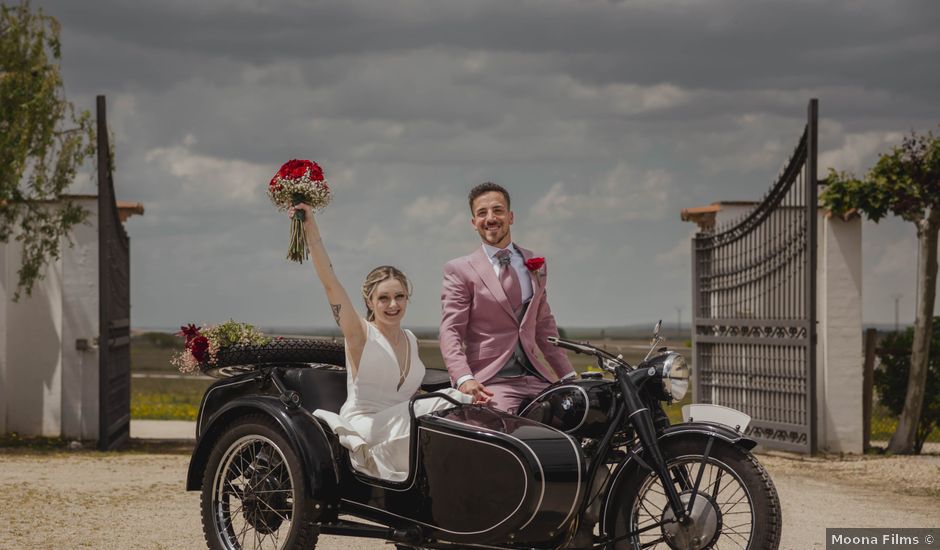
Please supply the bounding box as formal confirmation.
[331,303,342,326]
[290,202,367,375]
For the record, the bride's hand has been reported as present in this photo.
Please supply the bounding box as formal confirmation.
[288,203,316,228]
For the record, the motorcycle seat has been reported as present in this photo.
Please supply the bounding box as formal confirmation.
[281,364,348,413]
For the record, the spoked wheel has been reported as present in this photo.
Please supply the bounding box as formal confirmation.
[201,415,319,550]
[604,437,780,550]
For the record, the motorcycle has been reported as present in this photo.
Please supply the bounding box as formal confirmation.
[187,322,781,550]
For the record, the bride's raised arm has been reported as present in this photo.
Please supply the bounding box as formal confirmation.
[291,203,367,377]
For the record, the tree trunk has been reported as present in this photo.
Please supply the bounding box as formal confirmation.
[888,212,939,454]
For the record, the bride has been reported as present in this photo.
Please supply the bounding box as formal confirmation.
[290,202,471,482]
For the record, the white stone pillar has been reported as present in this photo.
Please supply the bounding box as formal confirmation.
[816,212,863,453]
[60,198,100,440]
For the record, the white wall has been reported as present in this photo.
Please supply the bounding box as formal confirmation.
[0,198,100,439]
[3,238,64,436]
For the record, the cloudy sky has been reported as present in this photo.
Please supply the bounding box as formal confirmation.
[34,0,940,330]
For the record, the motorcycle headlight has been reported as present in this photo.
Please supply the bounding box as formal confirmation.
[662,353,690,401]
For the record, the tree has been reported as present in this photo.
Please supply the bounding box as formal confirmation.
[820,128,940,454]
[876,323,940,454]
[0,1,95,300]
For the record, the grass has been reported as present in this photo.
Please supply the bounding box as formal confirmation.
[869,401,940,443]
[0,432,193,454]
[131,377,212,421]
[0,432,72,452]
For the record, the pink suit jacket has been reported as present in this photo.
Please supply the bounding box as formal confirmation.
[439,245,574,385]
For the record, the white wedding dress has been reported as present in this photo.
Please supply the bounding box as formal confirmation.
[313,323,471,482]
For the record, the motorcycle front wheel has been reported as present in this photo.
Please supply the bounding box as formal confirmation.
[201,414,319,550]
[604,437,781,550]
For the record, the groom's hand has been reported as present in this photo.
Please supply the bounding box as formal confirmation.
[458,380,494,404]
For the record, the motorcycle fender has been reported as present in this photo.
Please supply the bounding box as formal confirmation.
[599,423,757,532]
[659,422,757,450]
[186,396,340,506]
[606,423,756,481]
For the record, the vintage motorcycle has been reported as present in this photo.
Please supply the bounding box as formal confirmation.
[187,323,781,550]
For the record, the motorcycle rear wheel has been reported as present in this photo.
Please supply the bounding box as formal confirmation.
[604,437,781,550]
[201,414,319,550]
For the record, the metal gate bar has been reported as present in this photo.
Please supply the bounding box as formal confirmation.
[97,95,131,451]
[691,99,818,454]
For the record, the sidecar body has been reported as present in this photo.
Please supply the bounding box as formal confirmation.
[188,352,585,548]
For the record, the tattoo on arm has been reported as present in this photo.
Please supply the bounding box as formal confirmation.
[330,303,342,326]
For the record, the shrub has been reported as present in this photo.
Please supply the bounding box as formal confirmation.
[875,320,940,454]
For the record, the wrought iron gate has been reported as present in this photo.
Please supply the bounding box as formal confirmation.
[97,95,131,451]
[691,99,818,454]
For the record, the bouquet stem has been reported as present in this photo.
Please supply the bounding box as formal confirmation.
[287,208,308,263]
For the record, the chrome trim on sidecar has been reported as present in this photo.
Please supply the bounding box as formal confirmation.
[342,425,529,536]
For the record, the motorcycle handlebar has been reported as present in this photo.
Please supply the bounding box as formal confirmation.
[547,336,626,367]
[547,336,597,355]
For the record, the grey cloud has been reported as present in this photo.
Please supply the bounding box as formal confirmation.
[29,0,940,327]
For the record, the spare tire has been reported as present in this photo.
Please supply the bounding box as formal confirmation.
[204,338,346,377]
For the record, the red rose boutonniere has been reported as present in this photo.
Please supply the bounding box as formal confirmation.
[525,257,546,284]
[524,257,545,271]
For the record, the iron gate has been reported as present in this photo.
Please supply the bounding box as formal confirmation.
[97,95,131,451]
[691,99,818,454]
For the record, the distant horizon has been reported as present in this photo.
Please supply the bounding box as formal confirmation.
[133,321,915,336]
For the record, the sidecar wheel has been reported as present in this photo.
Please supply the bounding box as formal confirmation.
[603,437,781,550]
[201,414,319,550]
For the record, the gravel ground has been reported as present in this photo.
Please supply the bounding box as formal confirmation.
[0,448,937,550]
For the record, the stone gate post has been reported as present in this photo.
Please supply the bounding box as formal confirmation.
[816,211,863,453]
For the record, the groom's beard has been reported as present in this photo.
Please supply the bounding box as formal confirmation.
[481,223,510,247]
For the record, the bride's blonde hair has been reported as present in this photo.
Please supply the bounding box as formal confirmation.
[361,266,412,322]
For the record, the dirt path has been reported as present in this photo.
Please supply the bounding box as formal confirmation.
[0,450,937,549]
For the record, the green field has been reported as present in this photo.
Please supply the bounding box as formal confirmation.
[132,377,213,420]
[131,331,686,421]
[131,332,182,372]
[131,331,669,374]
[132,332,936,445]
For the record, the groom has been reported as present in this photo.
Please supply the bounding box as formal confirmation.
[440,182,575,413]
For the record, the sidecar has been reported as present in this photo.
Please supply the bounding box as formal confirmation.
[186,339,585,550]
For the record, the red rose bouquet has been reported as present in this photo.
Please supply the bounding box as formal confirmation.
[172,320,269,374]
[268,159,332,263]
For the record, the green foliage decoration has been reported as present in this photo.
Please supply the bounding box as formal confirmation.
[820,129,940,222]
[0,1,96,299]
[211,319,270,350]
[875,323,940,454]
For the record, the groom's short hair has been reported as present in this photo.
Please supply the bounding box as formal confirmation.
[468,182,511,211]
